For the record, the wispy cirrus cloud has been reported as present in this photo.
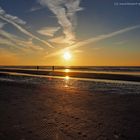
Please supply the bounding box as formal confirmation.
[0,21,6,28]
[38,0,83,45]
[114,40,127,45]
[0,28,44,53]
[49,36,69,44]
[0,37,16,47]
[68,25,140,50]
[0,7,26,25]
[29,6,43,12]
[0,29,20,48]
[47,25,140,57]
[0,7,53,48]
[37,26,60,37]
[0,19,45,54]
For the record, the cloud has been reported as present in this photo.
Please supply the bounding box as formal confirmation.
[46,25,140,57]
[0,37,15,47]
[17,38,44,52]
[0,29,23,50]
[38,0,83,45]
[49,35,70,44]
[0,21,5,28]
[0,29,44,53]
[114,40,127,45]
[37,26,60,37]
[0,7,54,48]
[67,25,140,50]
[4,14,26,25]
[0,7,5,15]
[0,7,26,25]
[29,6,43,12]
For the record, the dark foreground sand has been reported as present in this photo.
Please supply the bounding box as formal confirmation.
[0,81,140,140]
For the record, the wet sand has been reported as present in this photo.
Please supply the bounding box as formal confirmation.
[0,68,140,82]
[0,81,140,140]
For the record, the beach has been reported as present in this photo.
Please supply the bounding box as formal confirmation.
[0,68,140,82]
[0,71,140,140]
[1,0,140,139]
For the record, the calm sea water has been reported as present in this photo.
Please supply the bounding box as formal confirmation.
[0,66,140,75]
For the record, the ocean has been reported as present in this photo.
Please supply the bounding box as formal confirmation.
[0,66,140,73]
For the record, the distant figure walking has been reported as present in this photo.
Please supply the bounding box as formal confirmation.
[37,66,39,70]
[52,66,54,71]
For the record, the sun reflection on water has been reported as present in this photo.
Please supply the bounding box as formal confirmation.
[64,69,70,73]
[64,76,70,87]
[65,76,70,80]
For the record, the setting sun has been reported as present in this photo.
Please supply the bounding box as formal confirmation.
[63,52,72,61]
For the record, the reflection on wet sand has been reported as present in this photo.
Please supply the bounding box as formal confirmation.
[64,69,70,73]
[65,76,70,80]
[0,68,140,82]
[64,76,70,88]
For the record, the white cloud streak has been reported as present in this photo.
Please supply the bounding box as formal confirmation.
[0,7,54,48]
[0,29,44,53]
[69,25,140,49]
[38,26,60,37]
[0,37,16,47]
[0,29,23,49]
[0,7,26,25]
[0,21,5,28]
[49,35,69,44]
[38,0,82,44]
[29,6,43,12]
[47,25,140,57]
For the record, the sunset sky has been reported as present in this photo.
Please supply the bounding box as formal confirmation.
[0,0,140,66]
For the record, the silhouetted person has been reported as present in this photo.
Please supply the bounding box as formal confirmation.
[52,66,54,71]
[37,66,39,70]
